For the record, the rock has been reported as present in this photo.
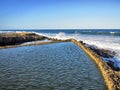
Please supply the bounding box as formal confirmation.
[100,49,116,58]
[86,44,120,71]
[88,46,116,58]
[0,32,47,46]
[107,60,120,71]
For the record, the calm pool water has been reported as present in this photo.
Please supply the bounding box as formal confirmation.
[0,42,107,90]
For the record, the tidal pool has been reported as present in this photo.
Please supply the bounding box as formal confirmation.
[0,42,107,90]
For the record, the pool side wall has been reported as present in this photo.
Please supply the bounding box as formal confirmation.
[70,39,120,90]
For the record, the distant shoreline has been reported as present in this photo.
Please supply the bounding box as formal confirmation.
[0,32,120,90]
[0,29,120,31]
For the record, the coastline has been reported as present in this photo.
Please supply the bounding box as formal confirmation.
[0,32,120,90]
[49,38,120,90]
[0,32,69,49]
[70,39,120,90]
[0,41,61,49]
[0,32,48,46]
[0,32,71,49]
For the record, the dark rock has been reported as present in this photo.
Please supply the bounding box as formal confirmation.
[107,60,120,71]
[88,46,116,58]
[0,32,47,46]
[85,44,120,71]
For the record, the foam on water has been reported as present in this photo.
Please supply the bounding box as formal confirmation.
[0,30,120,68]
[110,32,116,34]
[38,32,120,68]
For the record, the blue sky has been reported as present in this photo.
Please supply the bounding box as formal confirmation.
[0,0,120,29]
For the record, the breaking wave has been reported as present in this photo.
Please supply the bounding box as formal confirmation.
[40,32,120,68]
[0,30,120,68]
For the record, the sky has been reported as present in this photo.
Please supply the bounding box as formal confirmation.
[0,0,120,29]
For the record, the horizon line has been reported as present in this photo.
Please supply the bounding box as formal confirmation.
[0,28,120,30]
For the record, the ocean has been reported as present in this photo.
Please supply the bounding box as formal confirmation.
[0,29,120,68]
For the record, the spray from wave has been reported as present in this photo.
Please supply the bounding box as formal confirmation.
[1,30,120,68]
[36,32,120,68]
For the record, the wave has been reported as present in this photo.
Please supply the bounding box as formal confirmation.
[110,32,116,34]
[40,32,120,68]
[72,30,120,36]
[109,31,119,35]
[0,30,120,68]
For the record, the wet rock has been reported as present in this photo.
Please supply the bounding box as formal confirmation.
[87,45,116,58]
[107,60,120,71]
[85,44,120,71]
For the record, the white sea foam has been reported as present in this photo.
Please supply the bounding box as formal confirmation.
[110,32,116,34]
[21,39,52,45]
[1,31,120,68]
[0,31,13,33]
[40,32,120,68]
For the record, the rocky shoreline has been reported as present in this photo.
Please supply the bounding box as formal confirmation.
[0,32,120,90]
[70,39,120,90]
[85,44,120,71]
[0,32,48,46]
[51,38,120,90]
[0,32,70,49]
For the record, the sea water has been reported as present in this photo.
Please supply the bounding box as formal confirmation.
[36,29,120,68]
[0,29,120,68]
[0,42,106,90]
